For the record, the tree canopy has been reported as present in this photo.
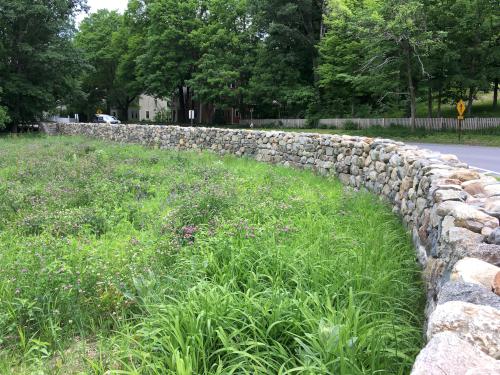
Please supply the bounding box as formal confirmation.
[1,0,498,128]
[0,0,87,131]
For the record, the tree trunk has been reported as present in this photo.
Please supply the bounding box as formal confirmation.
[177,85,186,123]
[437,88,442,118]
[120,103,129,122]
[467,87,474,116]
[427,86,433,118]
[494,78,498,109]
[405,45,417,131]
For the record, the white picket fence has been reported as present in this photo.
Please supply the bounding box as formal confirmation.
[46,116,78,124]
[241,117,500,131]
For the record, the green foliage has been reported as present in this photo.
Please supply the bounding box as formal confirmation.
[0,0,86,128]
[0,105,9,130]
[73,8,145,120]
[343,120,359,130]
[0,136,424,373]
[153,108,172,123]
[188,0,252,112]
[316,0,499,119]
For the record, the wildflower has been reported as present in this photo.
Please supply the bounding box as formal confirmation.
[182,225,198,239]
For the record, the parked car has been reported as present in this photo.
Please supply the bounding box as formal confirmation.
[93,114,121,124]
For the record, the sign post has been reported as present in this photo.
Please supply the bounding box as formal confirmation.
[189,110,195,126]
[456,99,466,142]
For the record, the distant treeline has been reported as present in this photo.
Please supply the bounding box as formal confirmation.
[0,0,498,130]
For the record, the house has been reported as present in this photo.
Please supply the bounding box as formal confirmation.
[111,94,171,122]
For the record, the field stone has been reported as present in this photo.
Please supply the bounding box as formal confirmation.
[487,228,500,245]
[411,332,500,375]
[467,243,500,266]
[493,272,500,296]
[427,301,500,358]
[434,189,467,203]
[438,281,500,310]
[449,169,481,182]
[437,201,499,232]
[483,198,500,218]
[484,184,500,198]
[438,227,484,264]
[463,181,487,196]
[482,227,494,237]
[451,258,500,290]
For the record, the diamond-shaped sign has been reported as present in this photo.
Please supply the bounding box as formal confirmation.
[456,99,466,117]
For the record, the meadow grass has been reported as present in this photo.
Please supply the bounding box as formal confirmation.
[0,135,424,374]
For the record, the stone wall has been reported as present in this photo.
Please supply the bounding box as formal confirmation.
[47,122,500,374]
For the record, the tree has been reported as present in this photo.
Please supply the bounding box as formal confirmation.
[138,0,204,123]
[188,0,254,120]
[75,10,122,117]
[108,3,147,120]
[317,0,391,117]
[247,0,324,117]
[445,0,498,115]
[0,0,87,131]
[318,0,440,127]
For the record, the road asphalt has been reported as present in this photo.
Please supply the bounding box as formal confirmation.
[410,143,500,176]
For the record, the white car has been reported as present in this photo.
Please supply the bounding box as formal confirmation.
[93,114,121,124]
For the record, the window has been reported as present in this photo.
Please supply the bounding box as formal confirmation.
[146,111,150,119]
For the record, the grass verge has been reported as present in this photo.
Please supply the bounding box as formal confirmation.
[0,135,424,374]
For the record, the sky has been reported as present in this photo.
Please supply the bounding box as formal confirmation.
[76,0,128,25]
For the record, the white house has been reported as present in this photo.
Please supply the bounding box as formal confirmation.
[111,94,171,122]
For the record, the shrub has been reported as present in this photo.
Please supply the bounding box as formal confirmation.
[0,105,9,130]
[343,120,359,130]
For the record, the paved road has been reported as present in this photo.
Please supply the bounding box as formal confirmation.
[410,143,500,175]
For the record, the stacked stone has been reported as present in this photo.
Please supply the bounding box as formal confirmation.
[50,122,500,373]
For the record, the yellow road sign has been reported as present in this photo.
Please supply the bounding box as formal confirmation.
[457,99,466,117]
[458,115,464,120]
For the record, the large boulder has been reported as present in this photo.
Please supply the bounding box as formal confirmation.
[427,301,500,358]
[411,332,500,375]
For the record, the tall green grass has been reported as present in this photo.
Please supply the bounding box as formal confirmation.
[0,136,424,374]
